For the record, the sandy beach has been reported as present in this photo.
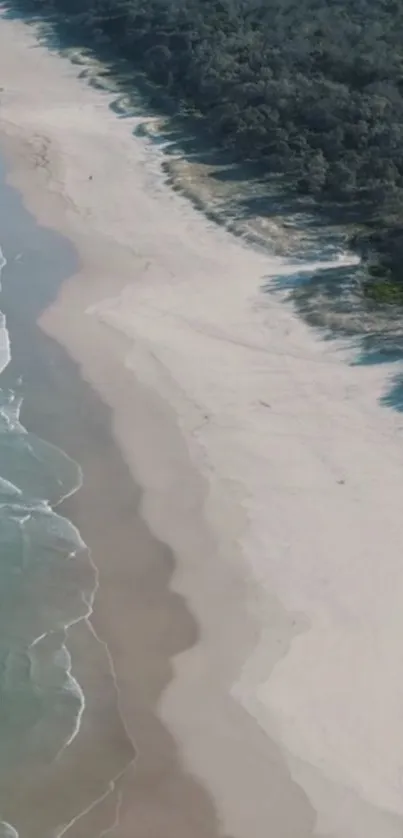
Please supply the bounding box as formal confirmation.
[1,8,403,837]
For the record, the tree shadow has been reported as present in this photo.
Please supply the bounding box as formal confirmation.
[264,250,403,411]
[354,332,403,409]
[380,372,403,411]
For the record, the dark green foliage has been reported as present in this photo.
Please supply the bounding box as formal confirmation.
[363,273,403,304]
[11,0,403,297]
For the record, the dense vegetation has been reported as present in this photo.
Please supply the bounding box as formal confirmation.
[10,0,403,297]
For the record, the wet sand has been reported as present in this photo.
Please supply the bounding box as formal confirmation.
[1,165,319,836]
[0,222,225,838]
[0,138,317,838]
[0,142,236,838]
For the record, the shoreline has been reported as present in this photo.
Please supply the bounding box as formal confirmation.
[0,18,318,838]
[0,131,314,837]
[2,8,403,838]
[0,140,136,837]
[0,15,313,838]
[0,108,233,838]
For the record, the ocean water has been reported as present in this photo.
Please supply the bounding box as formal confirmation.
[0,197,95,835]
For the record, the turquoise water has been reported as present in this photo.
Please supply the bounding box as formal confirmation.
[0,241,94,833]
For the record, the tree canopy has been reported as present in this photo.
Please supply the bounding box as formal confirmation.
[12,0,403,297]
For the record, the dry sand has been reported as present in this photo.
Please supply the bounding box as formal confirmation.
[1,8,403,838]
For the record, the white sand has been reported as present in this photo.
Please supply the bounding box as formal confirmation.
[1,9,403,837]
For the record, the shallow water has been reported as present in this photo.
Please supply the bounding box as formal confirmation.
[0,198,95,837]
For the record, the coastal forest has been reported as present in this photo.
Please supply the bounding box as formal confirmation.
[10,0,403,298]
